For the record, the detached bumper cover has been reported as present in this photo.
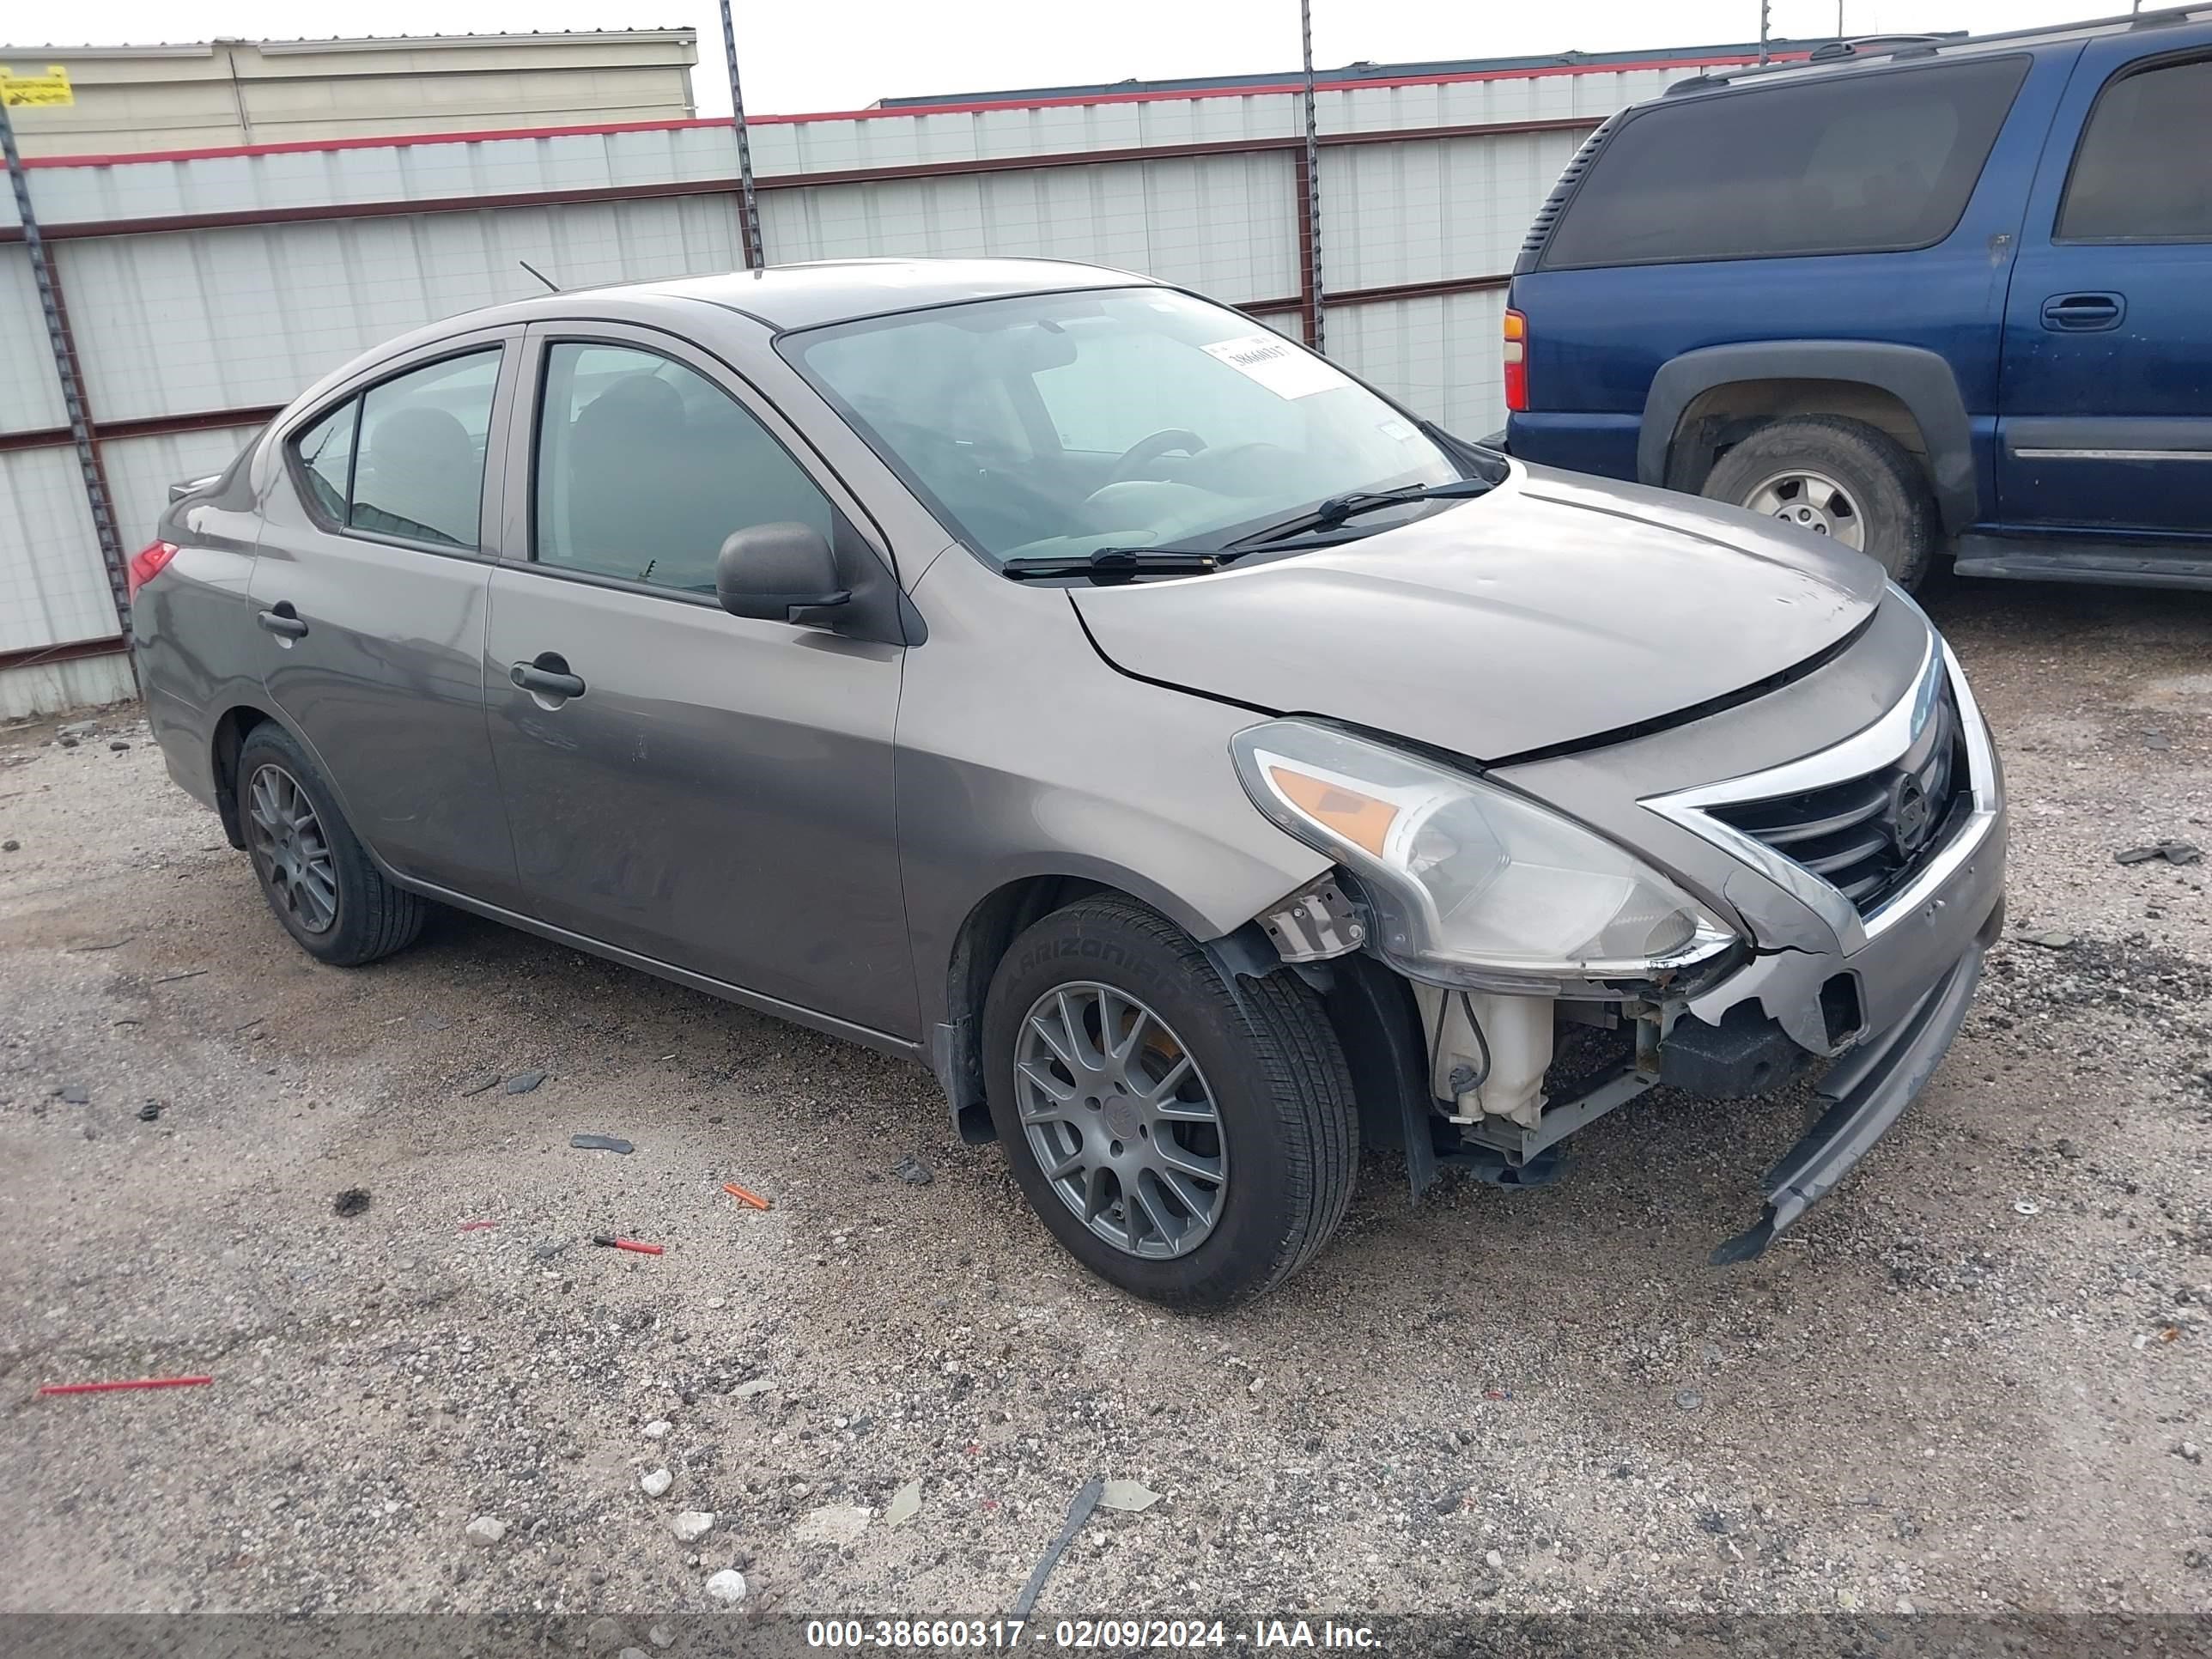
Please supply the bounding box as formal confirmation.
[1711,942,1982,1264]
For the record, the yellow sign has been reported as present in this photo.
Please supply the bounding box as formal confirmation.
[1,64,75,108]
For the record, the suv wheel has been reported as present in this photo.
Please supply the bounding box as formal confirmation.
[1700,415,1939,589]
[236,723,428,966]
[981,896,1357,1310]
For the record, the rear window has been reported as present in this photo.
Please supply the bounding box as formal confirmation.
[2057,56,2212,242]
[1540,56,2029,269]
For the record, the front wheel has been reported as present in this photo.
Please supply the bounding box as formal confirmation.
[981,896,1357,1310]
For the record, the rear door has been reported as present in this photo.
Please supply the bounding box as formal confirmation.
[1996,43,2212,537]
[247,331,526,908]
[479,322,914,1039]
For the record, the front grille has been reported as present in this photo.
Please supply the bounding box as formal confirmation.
[1705,684,1970,914]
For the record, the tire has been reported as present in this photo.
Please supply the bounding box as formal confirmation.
[235,723,427,967]
[981,896,1357,1310]
[1700,414,1940,589]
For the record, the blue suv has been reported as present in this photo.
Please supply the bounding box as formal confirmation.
[1503,7,2212,590]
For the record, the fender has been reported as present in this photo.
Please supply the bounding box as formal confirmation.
[1638,341,1979,533]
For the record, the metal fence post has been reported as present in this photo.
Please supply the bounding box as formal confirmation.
[717,0,766,270]
[0,96,132,642]
[1299,0,1327,354]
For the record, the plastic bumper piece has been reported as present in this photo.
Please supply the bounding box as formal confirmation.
[1711,943,1983,1265]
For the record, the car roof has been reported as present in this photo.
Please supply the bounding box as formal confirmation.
[485,257,1159,335]
[1661,3,2212,96]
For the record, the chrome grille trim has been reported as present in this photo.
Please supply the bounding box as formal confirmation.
[1643,590,2002,955]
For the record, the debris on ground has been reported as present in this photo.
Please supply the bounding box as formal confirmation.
[732,1378,773,1398]
[36,1375,213,1397]
[569,1133,634,1153]
[886,1478,922,1527]
[2015,1200,2042,1216]
[703,1568,748,1604]
[332,1188,372,1218]
[1011,1474,1104,1619]
[136,1101,161,1121]
[464,1516,507,1548]
[54,1084,88,1104]
[2116,840,2202,866]
[459,1074,501,1097]
[592,1235,662,1255]
[796,1504,872,1546]
[672,1510,716,1544]
[1675,1389,1705,1411]
[641,1419,672,1439]
[640,1468,673,1498]
[2,840,18,852]
[457,1219,496,1232]
[2014,929,2076,949]
[503,1071,547,1094]
[1099,1479,1160,1512]
[892,1154,934,1186]
[723,1182,772,1211]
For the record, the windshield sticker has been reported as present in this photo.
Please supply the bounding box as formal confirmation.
[1377,418,1416,441]
[1200,335,1346,399]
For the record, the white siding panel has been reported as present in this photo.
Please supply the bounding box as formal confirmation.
[63,196,742,422]
[0,446,118,653]
[0,651,138,720]
[763,153,1297,305]
[1322,129,1589,290]
[1328,288,1508,437]
[101,425,265,549]
[0,247,68,433]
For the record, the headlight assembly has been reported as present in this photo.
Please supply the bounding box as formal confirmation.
[1231,720,1735,993]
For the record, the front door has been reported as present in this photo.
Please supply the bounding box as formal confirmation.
[481,325,915,1039]
[247,333,526,908]
[1996,45,2212,539]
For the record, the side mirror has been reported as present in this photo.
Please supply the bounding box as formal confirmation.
[714,522,850,624]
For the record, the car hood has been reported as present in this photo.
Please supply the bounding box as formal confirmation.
[1070,462,1889,763]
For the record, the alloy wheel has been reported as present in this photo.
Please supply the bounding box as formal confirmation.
[1014,981,1228,1260]
[245,763,339,935]
[1741,466,1866,550]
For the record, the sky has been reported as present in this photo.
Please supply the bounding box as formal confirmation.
[32,0,2106,117]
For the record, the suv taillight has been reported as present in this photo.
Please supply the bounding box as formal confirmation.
[126,540,179,599]
[1503,308,1528,412]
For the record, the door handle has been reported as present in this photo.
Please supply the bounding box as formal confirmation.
[2040,292,2124,331]
[256,602,308,639]
[510,653,586,701]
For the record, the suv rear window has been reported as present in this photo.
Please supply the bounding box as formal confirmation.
[1540,56,2029,269]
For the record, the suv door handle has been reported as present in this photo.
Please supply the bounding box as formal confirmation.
[2040,292,2124,331]
[510,653,586,701]
[256,602,308,639]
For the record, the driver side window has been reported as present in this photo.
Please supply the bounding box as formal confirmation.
[532,342,833,594]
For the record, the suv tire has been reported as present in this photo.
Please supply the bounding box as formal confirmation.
[981,896,1357,1310]
[236,723,428,966]
[1700,415,1940,589]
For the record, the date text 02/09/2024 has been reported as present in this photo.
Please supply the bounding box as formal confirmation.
[804,1619,1382,1650]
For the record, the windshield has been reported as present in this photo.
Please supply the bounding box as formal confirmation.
[781,287,1470,564]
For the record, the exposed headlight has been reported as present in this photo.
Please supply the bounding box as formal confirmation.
[1231,720,1735,992]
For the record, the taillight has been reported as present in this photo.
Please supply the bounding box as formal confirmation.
[1502,308,1528,413]
[126,540,179,600]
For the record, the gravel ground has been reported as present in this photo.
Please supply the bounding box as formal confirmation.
[1,572,2208,1627]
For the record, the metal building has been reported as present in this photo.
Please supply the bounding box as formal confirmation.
[0,40,1785,717]
[0,31,700,157]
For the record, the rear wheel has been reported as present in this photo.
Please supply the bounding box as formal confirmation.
[236,724,426,966]
[981,896,1357,1310]
[1700,415,1939,589]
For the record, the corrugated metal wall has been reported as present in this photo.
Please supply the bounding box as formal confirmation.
[0,57,1705,715]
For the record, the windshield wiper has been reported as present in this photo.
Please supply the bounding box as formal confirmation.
[1000,546,1218,584]
[1228,476,1498,549]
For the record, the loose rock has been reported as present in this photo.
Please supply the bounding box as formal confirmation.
[642,1419,672,1439]
[641,1468,673,1498]
[1675,1388,1705,1411]
[672,1510,716,1543]
[464,1515,507,1548]
[332,1188,371,1218]
[504,1070,547,1094]
[892,1154,934,1186]
[704,1568,749,1605]
[585,1616,627,1656]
